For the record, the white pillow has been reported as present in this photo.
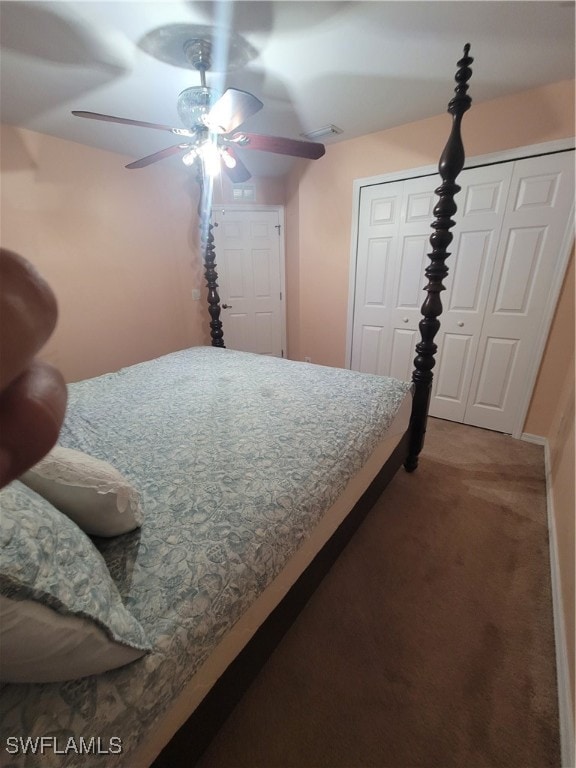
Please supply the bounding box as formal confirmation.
[0,481,150,683]
[20,446,143,537]
[0,595,146,683]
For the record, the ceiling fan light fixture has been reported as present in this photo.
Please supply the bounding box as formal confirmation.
[73,31,326,179]
[177,86,215,129]
[220,148,237,169]
[182,149,198,167]
[198,140,222,177]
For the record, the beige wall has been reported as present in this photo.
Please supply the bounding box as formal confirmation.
[549,346,575,714]
[0,125,285,382]
[531,249,575,716]
[285,78,575,717]
[533,250,575,713]
[526,252,575,435]
[212,173,285,207]
[1,126,207,381]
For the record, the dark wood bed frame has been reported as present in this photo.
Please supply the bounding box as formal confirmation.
[153,44,473,768]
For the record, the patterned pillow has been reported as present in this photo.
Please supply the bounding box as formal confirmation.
[20,445,143,537]
[0,481,150,683]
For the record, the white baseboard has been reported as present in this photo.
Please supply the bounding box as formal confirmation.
[523,433,576,768]
[520,432,547,446]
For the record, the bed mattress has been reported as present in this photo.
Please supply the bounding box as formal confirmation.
[0,347,411,767]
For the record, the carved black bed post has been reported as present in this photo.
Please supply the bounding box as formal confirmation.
[195,161,225,347]
[405,44,473,472]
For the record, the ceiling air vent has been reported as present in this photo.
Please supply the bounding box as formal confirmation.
[300,124,343,141]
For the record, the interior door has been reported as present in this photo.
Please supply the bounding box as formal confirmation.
[212,208,285,357]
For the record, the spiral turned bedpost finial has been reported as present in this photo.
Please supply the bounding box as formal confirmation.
[405,45,473,472]
[195,161,225,348]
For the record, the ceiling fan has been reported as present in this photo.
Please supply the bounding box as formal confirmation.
[72,36,325,182]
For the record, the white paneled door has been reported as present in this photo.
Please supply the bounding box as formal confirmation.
[350,151,574,433]
[212,208,285,357]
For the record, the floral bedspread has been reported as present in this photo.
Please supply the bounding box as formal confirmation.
[0,347,411,767]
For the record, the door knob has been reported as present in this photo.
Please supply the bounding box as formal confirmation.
[222,303,233,309]
[403,317,409,323]
[457,321,464,327]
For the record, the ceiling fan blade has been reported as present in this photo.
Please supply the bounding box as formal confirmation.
[72,110,193,136]
[228,132,325,160]
[125,144,189,170]
[205,89,263,134]
[221,147,252,183]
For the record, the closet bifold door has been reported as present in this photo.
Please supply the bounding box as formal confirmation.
[351,165,514,391]
[351,150,574,435]
[457,151,575,434]
[430,162,515,424]
[350,179,406,376]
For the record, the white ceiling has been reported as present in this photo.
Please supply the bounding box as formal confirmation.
[1,0,574,178]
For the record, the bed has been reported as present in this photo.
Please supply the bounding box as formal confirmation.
[0,46,473,768]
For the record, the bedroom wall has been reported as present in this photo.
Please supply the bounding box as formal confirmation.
[0,125,207,381]
[526,252,575,436]
[212,174,285,207]
[285,77,575,718]
[548,342,575,715]
[0,125,285,382]
[532,248,575,715]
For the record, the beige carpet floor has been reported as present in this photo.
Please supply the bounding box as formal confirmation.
[195,417,560,768]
